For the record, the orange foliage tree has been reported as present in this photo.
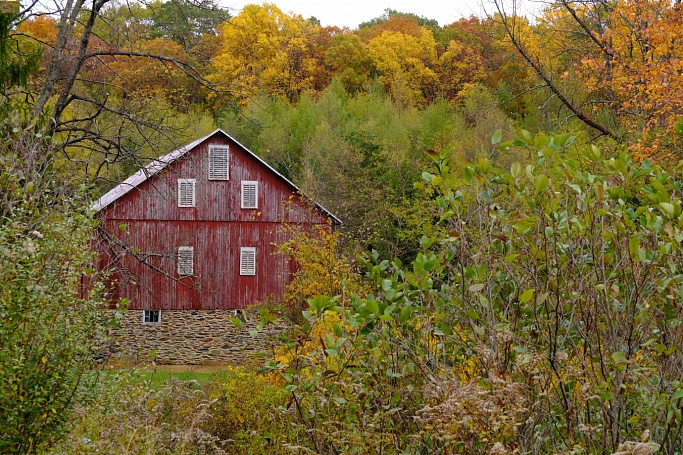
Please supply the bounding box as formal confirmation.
[577,0,683,158]
[493,0,683,159]
[16,15,58,45]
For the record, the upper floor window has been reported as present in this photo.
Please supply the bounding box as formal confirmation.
[178,246,194,276]
[241,181,258,209]
[177,179,196,207]
[209,144,229,180]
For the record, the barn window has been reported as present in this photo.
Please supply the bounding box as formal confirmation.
[241,181,258,209]
[178,246,194,276]
[208,144,229,180]
[177,179,196,207]
[240,247,256,276]
[143,310,161,324]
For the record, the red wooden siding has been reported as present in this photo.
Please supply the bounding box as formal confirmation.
[96,130,333,310]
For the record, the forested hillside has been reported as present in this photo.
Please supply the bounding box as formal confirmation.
[3,0,683,453]
[10,0,683,253]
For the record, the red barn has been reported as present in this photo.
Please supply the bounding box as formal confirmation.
[95,129,338,364]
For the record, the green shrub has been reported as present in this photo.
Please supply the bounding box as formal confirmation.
[262,130,683,454]
[0,127,109,454]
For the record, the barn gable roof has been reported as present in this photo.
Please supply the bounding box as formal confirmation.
[93,129,341,224]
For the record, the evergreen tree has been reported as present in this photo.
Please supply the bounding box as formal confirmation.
[0,11,40,108]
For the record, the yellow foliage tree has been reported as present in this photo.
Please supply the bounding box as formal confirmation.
[277,223,369,308]
[210,3,321,104]
[16,16,58,45]
[366,28,438,106]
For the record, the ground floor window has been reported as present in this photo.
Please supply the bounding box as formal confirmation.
[143,310,161,324]
[178,246,194,276]
[240,246,256,275]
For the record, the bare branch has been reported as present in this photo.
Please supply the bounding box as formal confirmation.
[491,0,620,141]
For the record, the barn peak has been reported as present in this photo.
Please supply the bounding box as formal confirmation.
[93,128,340,224]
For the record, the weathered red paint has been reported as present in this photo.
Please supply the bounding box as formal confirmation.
[95,130,336,310]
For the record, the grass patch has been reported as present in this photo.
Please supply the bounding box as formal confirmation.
[101,363,237,389]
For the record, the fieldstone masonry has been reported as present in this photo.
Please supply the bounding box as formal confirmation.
[110,309,285,364]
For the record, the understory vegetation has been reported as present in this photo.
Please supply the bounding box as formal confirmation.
[40,130,683,455]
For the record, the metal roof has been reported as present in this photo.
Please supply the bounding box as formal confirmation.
[92,129,342,224]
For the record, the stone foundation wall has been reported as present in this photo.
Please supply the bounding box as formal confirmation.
[109,309,284,364]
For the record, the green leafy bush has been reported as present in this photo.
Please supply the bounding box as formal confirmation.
[0,127,108,453]
[263,130,683,454]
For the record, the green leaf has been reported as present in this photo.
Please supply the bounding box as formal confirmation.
[512,218,534,232]
[519,129,533,144]
[611,351,628,365]
[510,162,522,179]
[365,299,379,315]
[465,310,480,320]
[659,202,675,216]
[469,283,485,292]
[228,317,243,329]
[519,288,535,303]
[534,174,549,193]
[629,237,640,256]
[491,129,503,145]
[504,254,519,263]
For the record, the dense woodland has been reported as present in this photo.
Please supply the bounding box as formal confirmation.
[3,0,683,453]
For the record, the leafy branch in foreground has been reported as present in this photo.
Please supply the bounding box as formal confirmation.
[256,129,683,454]
[0,123,109,454]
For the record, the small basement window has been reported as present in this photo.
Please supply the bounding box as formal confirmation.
[241,181,258,209]
[209,144,229,180]
[177,179,196,207]
[178,246,194,276]
[240,247,256,276]
[143,310,161,324]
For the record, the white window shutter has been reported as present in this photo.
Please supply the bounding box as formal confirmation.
[177,179,196,207]
[178,246,194,276]
[241,181,258,209]
[240,247,256,275]
[209,145,229,180]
